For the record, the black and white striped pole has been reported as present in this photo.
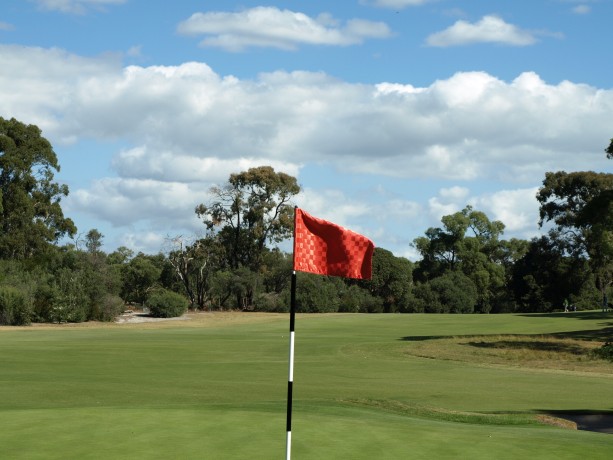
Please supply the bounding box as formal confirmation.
[286,270,297,460]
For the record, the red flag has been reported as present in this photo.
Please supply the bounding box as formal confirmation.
[293,208,374,280]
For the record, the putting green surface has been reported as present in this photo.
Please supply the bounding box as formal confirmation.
[1,312,611,459]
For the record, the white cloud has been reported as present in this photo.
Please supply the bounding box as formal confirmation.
[0,21,15,31]
[68,177,205,227]
[3,45,611,182]
[112,145,300,184]
[470,187,540,235]
[3,46,611,184]
[118,232,167,255]
[177,7,392,51]
[362,0,433,8]
[572,5,591,14]
[126,45,142,58]
[439,186,470,200]
[426,15,537,47]
[1,44,612,251]
[428,187,468,221]
[31,0,126,14]
[426,186,542,240]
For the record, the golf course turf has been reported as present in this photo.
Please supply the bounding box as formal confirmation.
[1,311,611,459]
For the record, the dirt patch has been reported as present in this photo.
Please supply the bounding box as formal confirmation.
[536,415,577,430]
[115,311,190,324]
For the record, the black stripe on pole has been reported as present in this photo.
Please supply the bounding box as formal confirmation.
[286,380,293,431]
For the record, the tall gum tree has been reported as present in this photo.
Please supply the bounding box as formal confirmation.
[413,206,506,312]
[537,167,613,308]
[195,166,300,307]
[0,117,76,259]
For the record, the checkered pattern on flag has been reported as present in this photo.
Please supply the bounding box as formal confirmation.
[293,208,374,280]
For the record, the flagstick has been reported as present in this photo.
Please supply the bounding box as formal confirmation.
[286,271,297,460]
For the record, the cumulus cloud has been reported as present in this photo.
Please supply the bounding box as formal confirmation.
[69,177,206,227]
[2,45,611,184]
[426,15,537,47]
[471,188,540,235]
[1,44,611,251]
[177,7,392,51]
[31,0,126,14]
[426,186,542,240]
[428,189,464,222]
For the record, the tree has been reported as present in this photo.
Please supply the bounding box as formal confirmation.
[0,117,76,259]
[196,166,299,270]
[166,235,224,309]
[195,166,300,307]
[412,206,507,312]
[120,253,162,305]
[365,248,413,312]
[85,229,104,256]
[537,171,613,252]
[411,272,478,314]
[606,138,613,160]
[430,271,478,313]
[537,170,613,308]
[413,211,469,278]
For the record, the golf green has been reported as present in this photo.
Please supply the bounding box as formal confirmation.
[1,312,611,458]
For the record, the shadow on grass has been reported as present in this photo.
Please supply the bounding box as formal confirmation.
[550,326,613,342]
[400,335,455,341]
[517,311,612,320]
[400,325,613,343]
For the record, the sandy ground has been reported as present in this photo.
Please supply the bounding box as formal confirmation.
[115,310,191,324]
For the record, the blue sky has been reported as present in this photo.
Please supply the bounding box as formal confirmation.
[1,0,612,258]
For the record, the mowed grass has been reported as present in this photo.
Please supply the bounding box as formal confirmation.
[0,311,612,459]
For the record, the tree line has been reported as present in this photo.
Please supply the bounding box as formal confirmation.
[1,116,611,324]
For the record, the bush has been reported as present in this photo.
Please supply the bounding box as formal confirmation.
[430,272,477,314]
[147,289,189,318]
[592,342,613,362]
[254,292,289,312]
[32,284,59,322]
[0,286,32,326]
[295,274,340,313]
[91,294,125,322]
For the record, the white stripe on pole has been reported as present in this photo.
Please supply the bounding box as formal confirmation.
[288,331,295,381]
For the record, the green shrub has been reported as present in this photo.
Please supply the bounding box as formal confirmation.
[254,292,289,312]
[592,342,613,362]
[147,289,189,318]
[0,286,32,326]
[91,294,125,322]
[33,284,59,322]
[295,274,342,313]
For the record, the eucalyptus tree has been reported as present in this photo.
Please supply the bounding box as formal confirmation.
[195,166,300,307]
[537,170,613,307]
[413,206,506,312]
[166,234,225,309]
[0,117,76,259]
[196,166,300,270]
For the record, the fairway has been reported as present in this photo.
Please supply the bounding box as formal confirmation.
[1,312,612,459]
